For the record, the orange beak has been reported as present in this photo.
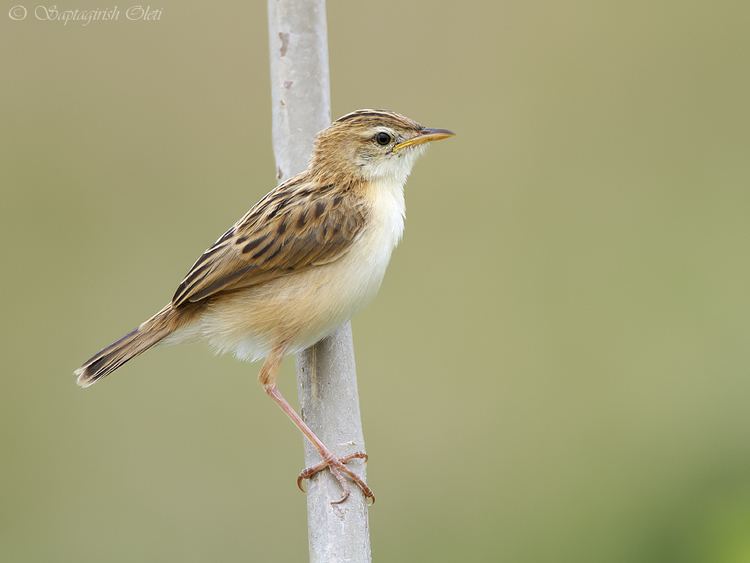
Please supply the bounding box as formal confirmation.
[392,128,456,152]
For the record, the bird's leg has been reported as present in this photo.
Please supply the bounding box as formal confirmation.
[259,347,374,505]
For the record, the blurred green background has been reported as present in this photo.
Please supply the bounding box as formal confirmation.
[2,1,750,561]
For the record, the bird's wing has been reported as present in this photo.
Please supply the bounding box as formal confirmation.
[172,176,366,307]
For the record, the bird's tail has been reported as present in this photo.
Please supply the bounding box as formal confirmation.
[75,304,181,388]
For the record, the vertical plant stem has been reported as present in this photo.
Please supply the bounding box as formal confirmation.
[267,1,372,562]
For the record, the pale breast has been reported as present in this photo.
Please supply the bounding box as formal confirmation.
[345,178,405,294]
[322,181,405,319]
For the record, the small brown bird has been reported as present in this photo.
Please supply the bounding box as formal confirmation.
[75,109,454,503]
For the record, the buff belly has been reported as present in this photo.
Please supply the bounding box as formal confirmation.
[173,226,394,361]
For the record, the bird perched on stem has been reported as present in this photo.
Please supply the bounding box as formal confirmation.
[75,109,454,504]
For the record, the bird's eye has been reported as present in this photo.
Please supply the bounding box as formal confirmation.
[375,132,392,146]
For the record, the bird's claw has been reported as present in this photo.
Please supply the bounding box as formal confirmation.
[297,451,374,505]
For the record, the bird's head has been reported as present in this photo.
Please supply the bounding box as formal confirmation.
[311,109,454,184]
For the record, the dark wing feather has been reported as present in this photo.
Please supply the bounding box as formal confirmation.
[172,177,366,307]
